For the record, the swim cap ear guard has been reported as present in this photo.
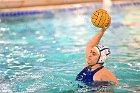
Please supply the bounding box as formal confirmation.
[94,45,111,64]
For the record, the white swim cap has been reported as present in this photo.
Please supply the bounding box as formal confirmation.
[94,45,111,64]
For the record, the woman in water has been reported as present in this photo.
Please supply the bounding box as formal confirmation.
[76,26,118,86]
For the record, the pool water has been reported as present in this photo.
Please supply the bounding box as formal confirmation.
[0,2,140,93]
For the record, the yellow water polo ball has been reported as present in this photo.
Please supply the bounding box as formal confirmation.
[91,9,111,28]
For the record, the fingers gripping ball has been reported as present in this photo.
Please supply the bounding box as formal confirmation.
[91,9,111,28]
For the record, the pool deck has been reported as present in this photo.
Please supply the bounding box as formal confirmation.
[0,0,139,12]
[0,2,98,12]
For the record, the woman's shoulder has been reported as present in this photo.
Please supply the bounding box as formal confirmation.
[101,67,111,72]
[100,67,118,84]
[100,67,114,76]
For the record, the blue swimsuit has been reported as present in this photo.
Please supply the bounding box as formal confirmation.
[75,66,104,86]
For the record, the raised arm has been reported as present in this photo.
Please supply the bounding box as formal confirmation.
[86,27,107,50]
[84,27,108,68]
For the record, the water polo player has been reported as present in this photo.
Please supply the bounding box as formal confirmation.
[75,26,118,86]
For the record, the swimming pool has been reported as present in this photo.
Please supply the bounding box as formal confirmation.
[0,1,140,93]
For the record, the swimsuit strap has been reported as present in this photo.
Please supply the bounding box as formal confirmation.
[90,66,104,77]
[75,66,104,83]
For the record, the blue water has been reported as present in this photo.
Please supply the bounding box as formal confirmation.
[0,2,140,93]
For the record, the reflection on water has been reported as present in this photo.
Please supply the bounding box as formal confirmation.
[0,2,140,93]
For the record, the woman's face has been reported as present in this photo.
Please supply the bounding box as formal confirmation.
[86,48,100,66]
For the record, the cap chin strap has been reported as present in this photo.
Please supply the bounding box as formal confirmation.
[96,46,102,64]
[95,46,108,64]
[88,62,103,72]
[88,55,103,69]
[96,56,104,65]
[89,63,96,67]
[89,61,103,68]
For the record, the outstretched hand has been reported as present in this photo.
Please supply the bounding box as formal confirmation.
[101,27,108,32]
[101,22,110,31]
[102,17,111,31]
